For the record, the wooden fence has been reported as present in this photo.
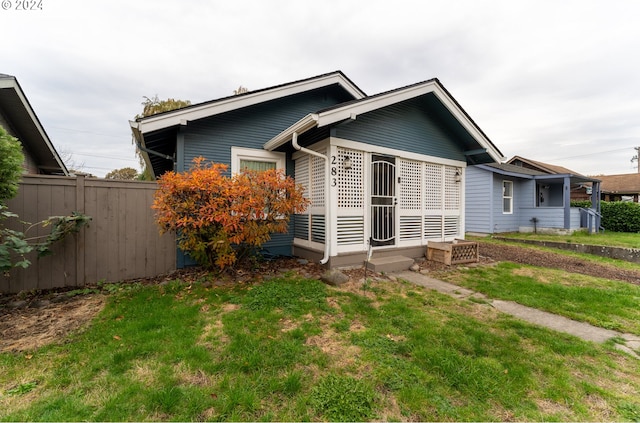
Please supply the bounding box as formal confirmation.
[1,175,176,294]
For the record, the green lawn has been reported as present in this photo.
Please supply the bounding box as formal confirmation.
[438,262,640,335]
[493,230,640,249]
[2,273,640,421]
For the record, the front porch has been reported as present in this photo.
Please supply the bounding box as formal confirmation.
[517,206,600,234]
[291,139,466,268]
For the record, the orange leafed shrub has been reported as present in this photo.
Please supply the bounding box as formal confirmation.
[153,157,309,269]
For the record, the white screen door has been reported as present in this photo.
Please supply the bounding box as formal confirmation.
[370,155,396,247]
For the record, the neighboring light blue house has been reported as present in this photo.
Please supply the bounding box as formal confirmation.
[465,161,601,235]
[130,71,504,268]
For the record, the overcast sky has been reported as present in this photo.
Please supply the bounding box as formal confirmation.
[2,0,639,177]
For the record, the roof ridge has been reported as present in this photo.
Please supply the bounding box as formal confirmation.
[137,70,365,121]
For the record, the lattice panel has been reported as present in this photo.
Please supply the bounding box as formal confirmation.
[450,242,478,264]
[424,215,443,239]
[294,155,310,199]
[311,215,326,243]
[444,166,461,210]
[399,159,421,210]
[400,216,422,241]
[337,216,364,245]
[310,154,325,208]
[337,147,364,208]
[424,163,443,210]
[294,214,309,240]
[444,216,460,237]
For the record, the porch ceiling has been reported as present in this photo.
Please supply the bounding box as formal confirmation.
[137,127,177,177]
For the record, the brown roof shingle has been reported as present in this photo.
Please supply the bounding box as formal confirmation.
[506,155,586,177]
[598,173,640,194]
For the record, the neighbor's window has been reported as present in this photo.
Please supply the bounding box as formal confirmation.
[231,147,285,174]
[503,180,513,214]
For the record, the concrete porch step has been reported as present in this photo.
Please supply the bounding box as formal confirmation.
[366,255,414,273]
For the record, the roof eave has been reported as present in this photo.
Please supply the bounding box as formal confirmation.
[264,114,319,151]
[129,120,157,179]
[0,75,69,176]
[474,164,536,179]
[136,72,365,134]
[476,164,602,184]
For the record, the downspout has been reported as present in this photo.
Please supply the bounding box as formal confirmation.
[291,132,331,265]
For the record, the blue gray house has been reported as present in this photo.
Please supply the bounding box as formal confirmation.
[465,161,601,235]
[130,71,504,268]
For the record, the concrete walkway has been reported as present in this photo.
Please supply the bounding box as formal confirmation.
[394,271,640,359]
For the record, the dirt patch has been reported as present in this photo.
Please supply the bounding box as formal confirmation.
[0,294,105,352]
[305,328,362,368]
[475,241,640,284]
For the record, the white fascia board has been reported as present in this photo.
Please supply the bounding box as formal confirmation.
[316,81,505,163]
[263,114,319,151]
[0,79,16,89]
[136,73,364,134]
[315,81,441,127]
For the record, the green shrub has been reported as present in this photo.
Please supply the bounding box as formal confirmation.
[0,125,25,203]
[600,201,640,232]
[571,200,640,233]
[1,205,91,272]
[570,200,592,208]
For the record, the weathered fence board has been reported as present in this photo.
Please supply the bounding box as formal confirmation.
[1,175,176,293]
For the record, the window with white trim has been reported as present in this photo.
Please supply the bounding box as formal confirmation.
[231,147,285,174]
[503,180,513,214]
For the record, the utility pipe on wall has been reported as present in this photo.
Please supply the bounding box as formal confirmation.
[291,132,331,264]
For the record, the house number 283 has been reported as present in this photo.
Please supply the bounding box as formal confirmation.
[330,156,337,186]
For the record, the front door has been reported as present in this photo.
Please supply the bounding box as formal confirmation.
[370,155,396,247]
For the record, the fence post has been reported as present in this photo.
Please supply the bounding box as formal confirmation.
[75,174,86,287]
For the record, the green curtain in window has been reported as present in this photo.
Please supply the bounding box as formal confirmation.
[240,160,277,172]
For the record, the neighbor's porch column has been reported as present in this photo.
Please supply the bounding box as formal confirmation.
[591,180,601,230]
[563,176,571,229]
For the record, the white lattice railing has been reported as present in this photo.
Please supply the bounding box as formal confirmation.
[294,148,463,251]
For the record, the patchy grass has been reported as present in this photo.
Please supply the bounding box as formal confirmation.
[439,262,640,335]
[1,275,640,421]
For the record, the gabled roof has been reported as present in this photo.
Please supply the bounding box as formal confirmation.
[264,78,504,163]
[597,173,640,194]
[130,71,366,135]
[130,71,367,178]
[478,162,548,178]
[473,161,600,184]
[507,155,582,177]
[0,74,68,175]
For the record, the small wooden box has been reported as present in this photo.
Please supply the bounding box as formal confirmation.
[426,239,479,265]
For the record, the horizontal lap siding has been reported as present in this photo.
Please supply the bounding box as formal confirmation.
[491,176,519,233]
[491,177,536,233]
[518,207,567,229]
[1,176,176,294]
[181,87,348,260]
[334,96,465,162]
[464,166,492,233]
[183,86,351,173]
